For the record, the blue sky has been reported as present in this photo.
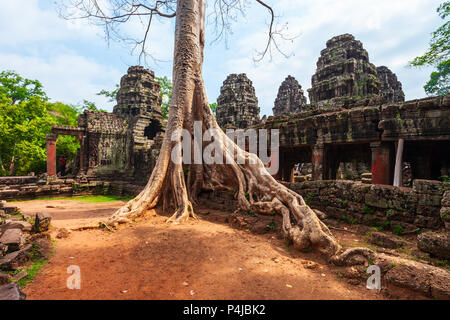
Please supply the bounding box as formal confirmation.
[0,0,444,117]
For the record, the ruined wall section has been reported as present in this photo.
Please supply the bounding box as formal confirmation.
[77,111,132,179]
[216,73,260,128]
[256,95,450,148]
[286,179,448,231]
[273,75,308,115]
[71,66,166,184]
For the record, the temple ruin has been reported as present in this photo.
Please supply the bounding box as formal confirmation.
[216,73,260,128]
[273,75,308,116]
[308,34,381,109]
[48,66,166,185]
[37,36,450,234]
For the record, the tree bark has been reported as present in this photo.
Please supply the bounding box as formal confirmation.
[108,0,374,265]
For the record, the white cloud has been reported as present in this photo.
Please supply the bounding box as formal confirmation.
[0,0,99,46]
[0,52,122,111]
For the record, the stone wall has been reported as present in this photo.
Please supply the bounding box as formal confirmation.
[1,175,448,235]
[285,179,448,232]
[0,176,143,201]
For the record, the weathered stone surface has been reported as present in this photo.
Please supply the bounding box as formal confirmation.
[308,34,380,109]
[113,66,162,119]
[33,212,52,233]
[217,73,260,128]
[251,221,268,234]
[382,256,450,299]
[2,206,19,214]
[283,179,447,230]
[11,270,27,282]
[0,273,9,285]
[413,179,444,195]
[0,244,32,270]
[417,232,450,259]
[0,283,26,300]
[0,221,32,233]
[0,229,24,252]
[376,66,405,104]
[0,244,7,257]
[273,76,307,115]
[369,231,406,249]
[442,191,450,207]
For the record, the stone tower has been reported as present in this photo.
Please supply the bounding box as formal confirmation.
[308,34,380,108]
[113,66,163,119]
[376,66,405,104]
[273,75,308,115]
[113,66,166,183]
[216,73,260,128]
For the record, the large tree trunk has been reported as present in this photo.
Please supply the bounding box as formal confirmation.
[108,0,373,265]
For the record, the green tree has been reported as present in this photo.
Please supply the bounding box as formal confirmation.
[155,76,172,119]
[209,102,217,117]
[0,71,81,176]
[424,59,450,95]
[410,2,450,96]
[97,84,120,102]
[0,71,47,104]
[79,99,107,112]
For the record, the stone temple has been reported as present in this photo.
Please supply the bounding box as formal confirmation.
[377,66,405,104]
[308,34,381,108]
[48,66,166,185]
[273,75,308,116]
[216,73,260,128]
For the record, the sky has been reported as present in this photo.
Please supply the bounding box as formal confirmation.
[0,0,444,117]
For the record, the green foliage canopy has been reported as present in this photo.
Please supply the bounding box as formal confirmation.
[410,2,450,96]
[155,76,172,119]
[0,71,47,104]
[0,71,80,176]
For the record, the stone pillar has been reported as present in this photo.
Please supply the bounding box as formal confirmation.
[78,135,86,173]
[370,142,392,185]
[393,139,404,187]
[312,144,324,181]
[46,134,57,176]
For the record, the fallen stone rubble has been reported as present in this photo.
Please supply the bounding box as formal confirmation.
[0,200,52,300]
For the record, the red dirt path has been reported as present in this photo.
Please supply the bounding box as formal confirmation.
[14,199,388,300]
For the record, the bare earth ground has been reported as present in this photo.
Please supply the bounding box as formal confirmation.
[10,198,415,300]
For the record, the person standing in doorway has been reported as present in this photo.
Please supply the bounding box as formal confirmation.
[59,155,67,177]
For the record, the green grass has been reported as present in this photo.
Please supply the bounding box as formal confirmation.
[8,242,53,288]
[16,259,48,288]
[14,195,133,203]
